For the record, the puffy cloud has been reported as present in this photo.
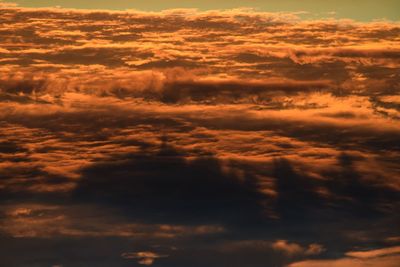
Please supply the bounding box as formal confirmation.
[0,4,399,99]
[272,240,324,256]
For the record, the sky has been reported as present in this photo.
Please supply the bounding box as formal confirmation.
[0,1,400,267]
[3,0,400,20]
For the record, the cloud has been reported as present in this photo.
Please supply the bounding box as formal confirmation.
[345,246,400,259]
[0,4,399,100]
[72,140,268,225]
[0,4,399,267]
[289,246,400,267]
[0,203,225,240]
[121,251,168,265]
[272,240,324,256]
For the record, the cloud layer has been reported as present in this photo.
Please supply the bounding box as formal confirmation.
[0,4,399,267]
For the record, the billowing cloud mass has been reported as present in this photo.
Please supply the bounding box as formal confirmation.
[0,2,399,267]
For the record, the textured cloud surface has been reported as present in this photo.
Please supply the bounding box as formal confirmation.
[0,3,399,267]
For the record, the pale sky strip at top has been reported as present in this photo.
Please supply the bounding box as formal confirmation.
[2,0,400,21]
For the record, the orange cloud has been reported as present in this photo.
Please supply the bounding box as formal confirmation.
[289,246,400,267]
[121,251,168,265]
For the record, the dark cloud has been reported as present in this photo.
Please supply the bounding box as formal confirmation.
[160,80,332,103]
[0,141,27,154]
[73,140,267,225]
